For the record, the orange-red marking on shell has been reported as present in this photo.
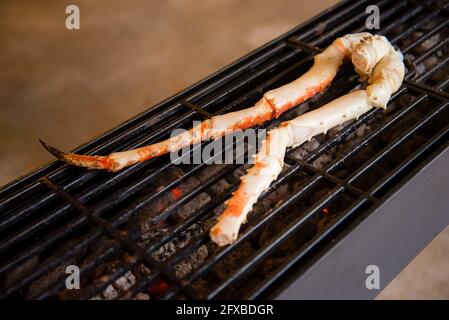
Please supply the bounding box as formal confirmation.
[135,144,169,163]
[222,189,249,218]
[230,101,274,131]
[334,39,349,56]
[210,226,222,237]
[136,149,150,161]
[275,79,332,116]
[99,157,115,170]
[133,121,211,164]
[260,133,272,157]
[65,154,115,170]
[201,120,211,139]
[253,161,267,169]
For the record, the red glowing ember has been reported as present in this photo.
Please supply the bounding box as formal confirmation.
[148,279,170,296]
[170,187,183,200]
[322,208,330,216]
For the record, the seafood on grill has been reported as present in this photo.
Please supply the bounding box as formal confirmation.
[210,37,405,246]
[41,33,387,172]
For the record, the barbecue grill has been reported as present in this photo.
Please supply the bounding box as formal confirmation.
[1,0,449,299]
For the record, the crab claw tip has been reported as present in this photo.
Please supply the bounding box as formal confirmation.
[39,139,67,160]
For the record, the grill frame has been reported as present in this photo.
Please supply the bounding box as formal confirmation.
[1,0,449,299]
[274,143,449,299]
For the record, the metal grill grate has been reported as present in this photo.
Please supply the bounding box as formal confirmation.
[1,0,449,299]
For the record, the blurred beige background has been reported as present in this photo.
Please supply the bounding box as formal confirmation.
[0,0,448,299]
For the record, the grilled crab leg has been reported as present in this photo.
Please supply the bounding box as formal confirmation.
[41,33,387,172]
[210,42,405,246]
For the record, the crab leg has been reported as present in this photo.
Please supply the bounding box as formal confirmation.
[41,33,387,172]
[210,46,405,246]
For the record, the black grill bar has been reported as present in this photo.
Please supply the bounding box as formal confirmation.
[293,0,370,42]
[1,0,448,300]
[402,20,449,53]
[75,258,147,300]
[0,213,92,277]
[285,39,323,54]
[39,178,198,299]
[286,159,378,202]
[416,54,449,83]
[31,241,125,300]
[0,224,103,297]
[404,81,449,100]
[249,85,449,299]
[161,51,449,300]
[0,126,260,297]
[261,132,449,299]
[307,0,402,45]
[346,101,449,185]
[207,185,349,299]
[413,37,449,68]
[0,101,186,207]
[370,122,449,197]
[181,100,213,119]
[247,197,371,299]
[378,3,424,40]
